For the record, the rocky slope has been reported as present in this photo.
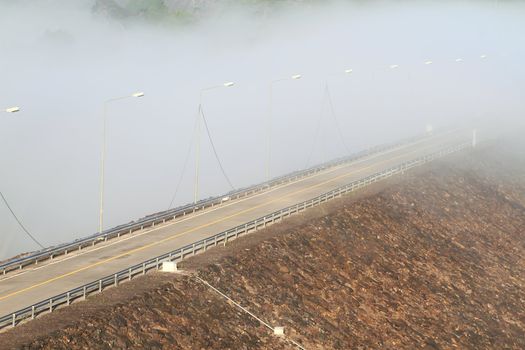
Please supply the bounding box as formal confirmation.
[1,141,524,349]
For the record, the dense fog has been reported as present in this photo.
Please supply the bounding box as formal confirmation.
[0,0,523,259]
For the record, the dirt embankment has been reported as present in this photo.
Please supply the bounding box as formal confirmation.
[1,143,525,349]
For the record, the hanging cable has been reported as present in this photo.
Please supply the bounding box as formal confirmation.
[194,275,306,350]
[167,116,199,210]
[200,106,236,191]
[305,83,351,169]
[304,115,323,169]
[325,83,351,154]
[304,86,327,168]
[0,191,45,249]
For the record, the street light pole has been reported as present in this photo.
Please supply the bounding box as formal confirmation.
[422,60,434,133]
[266,74,302,181]
[1,106,46,249]
[98,92,144,234]
[322,68,354,156]
[194,82,234,204]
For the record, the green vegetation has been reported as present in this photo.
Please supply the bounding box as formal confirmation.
[92,0,195,26]
[92,0,320,27]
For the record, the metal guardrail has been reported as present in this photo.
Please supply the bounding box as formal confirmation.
[0,141,470,330]
[0,134,425,276]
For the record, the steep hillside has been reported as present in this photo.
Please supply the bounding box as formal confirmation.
[1,141,524,349]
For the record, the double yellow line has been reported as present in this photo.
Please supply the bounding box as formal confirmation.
[0,138,453,302]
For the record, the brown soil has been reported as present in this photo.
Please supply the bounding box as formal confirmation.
[1,142,524,349]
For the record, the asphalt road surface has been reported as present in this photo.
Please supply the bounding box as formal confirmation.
[0,130,469,318]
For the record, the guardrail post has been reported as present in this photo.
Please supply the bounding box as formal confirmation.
[0,141,462,330]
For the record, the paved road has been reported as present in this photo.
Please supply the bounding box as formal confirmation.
[0,130,469,317]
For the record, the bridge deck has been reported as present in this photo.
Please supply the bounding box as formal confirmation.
[0,131,468,318]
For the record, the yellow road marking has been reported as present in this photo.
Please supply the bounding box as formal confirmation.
[0,137,458,302]
[0,133,425,284]
[1,129,456,285]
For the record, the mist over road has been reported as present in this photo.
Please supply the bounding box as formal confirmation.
[0,0,523,259]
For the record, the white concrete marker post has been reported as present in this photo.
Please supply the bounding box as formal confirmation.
[472,129,477,148]
[274,327,285,336]
[161,261,179,273]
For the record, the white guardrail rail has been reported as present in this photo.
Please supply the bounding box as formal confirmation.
[0,134,426,276]
[0,141,471,330]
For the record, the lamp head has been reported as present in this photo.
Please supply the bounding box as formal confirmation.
[5,107,20,113]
